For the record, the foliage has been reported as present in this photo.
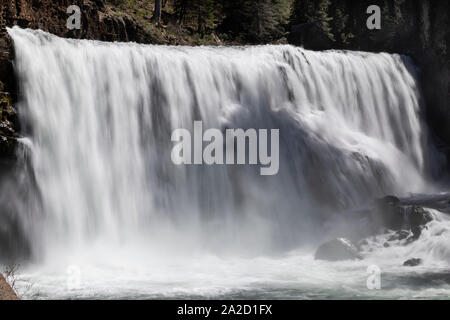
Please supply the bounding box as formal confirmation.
[219,0,293,43]
[174,0,216,34]
[292,0,334,40]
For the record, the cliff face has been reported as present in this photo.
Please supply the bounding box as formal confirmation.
[289,0,450,151]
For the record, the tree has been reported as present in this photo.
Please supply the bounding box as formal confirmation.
[250,0,278,41]
[155,0,162,25]
[195,0,215,34]
[174,0,215,34]
[292,0,334,40]
[174,0,188,23]
[220,0,289,42]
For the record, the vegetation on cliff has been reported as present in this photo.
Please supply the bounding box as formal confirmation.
[104,0,293,44]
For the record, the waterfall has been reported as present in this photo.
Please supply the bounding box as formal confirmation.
[7,27,443,260]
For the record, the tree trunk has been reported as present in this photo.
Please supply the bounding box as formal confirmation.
[155,0,162,25]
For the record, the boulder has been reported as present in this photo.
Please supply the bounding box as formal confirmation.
[372,195,404,231]
[372,195,433,240]
[403,258,423,267]
[377,195,401,206]
[408,206,433,239]
[315,238,362,261]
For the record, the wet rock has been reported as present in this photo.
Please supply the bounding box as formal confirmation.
[315,238,362,261]
[409,206,433,239]
[373,195,404,230]
[372,195,433,240]
[403,258,423,267]
[377,196,401,207]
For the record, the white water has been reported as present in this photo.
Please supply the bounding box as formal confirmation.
[6,27,450,299]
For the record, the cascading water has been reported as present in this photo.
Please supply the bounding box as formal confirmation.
[5,27,449,299]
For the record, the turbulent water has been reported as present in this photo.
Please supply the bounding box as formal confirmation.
[5,27,450,299]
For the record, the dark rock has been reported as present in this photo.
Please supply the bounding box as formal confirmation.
[410,206,433,225]
[377,196,401,207]
[315,238,362,261]
[403,258,423,267]
[409,206,433,239]
[372,195,405,231]
[371,195,433,240]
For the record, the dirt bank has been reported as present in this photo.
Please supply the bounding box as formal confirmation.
[0,273,18,300]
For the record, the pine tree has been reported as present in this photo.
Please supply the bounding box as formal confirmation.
[174,0,188,23]
[174,0,215,34]
[195,0,215,34]
[220,0,289,42]
[246,0,277,41]
[292,0,334,40]
[273,0,293,27]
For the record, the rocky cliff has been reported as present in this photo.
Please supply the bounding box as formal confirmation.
[289,0,450,155]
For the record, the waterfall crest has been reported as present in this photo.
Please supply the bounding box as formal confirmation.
[7,27,443,257]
